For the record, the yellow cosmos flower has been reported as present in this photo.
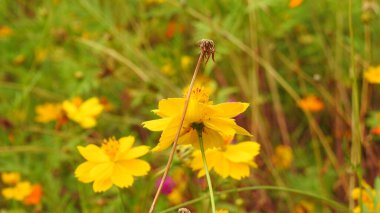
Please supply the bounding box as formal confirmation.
[352,180,379,213]
[0,26,13,38]
[35,103,64,123]
[364,66,380,84]
[297,95,324,112]
[216,210,229,213]
[63,97,103,129]
[191,139,260,180]
[271,145,293,169]
[289,0,304,8]
[75,136,151,192]
[143,86,252,152]
[2,181,32,201]
[181,55,192,70]
[1,172,21,185]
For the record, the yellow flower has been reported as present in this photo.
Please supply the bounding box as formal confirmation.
[271,145,293,169]
[292,200,314,213]
[289,0,304,8]
[63,97,103,128]
[2,181,32,201]
[160,63,174,75]
[35,103,63,123]
[143,85,252,152]
[297,95,324,112]
[351,180,379,212]
[1,172,21,185]
[181,55,192,70]
[191,138,260,180]
[167,189,183,205]
[0,26,13,38]
[364,66,380,84]
[216,210,229,213]
[75,136,151,192]
[35,48,48,63]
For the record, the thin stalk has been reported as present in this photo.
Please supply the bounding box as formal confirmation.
[196,127,216,213]
[149,43,210,212]
[118,188,128,212]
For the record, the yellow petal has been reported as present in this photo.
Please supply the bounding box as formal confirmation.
[79,117,97,128]
[122,146,150,160]
[199,128,224,150]
[111,164,134,188]
[229,162,250,180]
[93,178,113,192]
[156,98,184,117]
[62,100,77,117]
[77,145,109,162]
[224,142,260,163]
[142,117,171,131]
[75,161,97,183]
[90,162,114,181]
[204,117,240,137]
[119,159,150,176]
[118,136,135,153]
[80,97,104,116]
[177,127,198,146]
[153,116,186,152]
[213,157,230,178]
[212,102,249,118]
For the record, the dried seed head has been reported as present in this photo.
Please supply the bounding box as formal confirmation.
[178,208,191,213]
[198,39,215,64]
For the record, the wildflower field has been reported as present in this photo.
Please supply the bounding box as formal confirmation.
[1,0,380,212]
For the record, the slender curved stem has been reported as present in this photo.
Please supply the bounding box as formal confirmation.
[148,51,205,213]
[196,128,216,213]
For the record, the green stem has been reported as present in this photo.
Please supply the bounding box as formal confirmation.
[118,188,128,212]
[196,127,216,213]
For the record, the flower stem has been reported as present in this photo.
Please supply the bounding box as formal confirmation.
[149,39,215,213]
[196,128,216,213]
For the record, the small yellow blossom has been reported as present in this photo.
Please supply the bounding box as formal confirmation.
[167,168,188,205]
[292,200,314,213]
[23,184,43,205]
[191,137,260,180]
[216,210,229,213]
[13,54,25,65]
[143,85,252,152]
[271,145,293,169]
[35,103,63,123]
[181,55,192,70]
[352,180,379,213]
[0,26,13,38]
[297,95,324,112]
[75,136,151,192]
[364,66,380,84]
[160,63,174,75]
[289,0,304,8]
[1,172,21,185]
[63,97,103,129]
[35,48,48,63]
[2,181,32,201]
[168,189,183,204]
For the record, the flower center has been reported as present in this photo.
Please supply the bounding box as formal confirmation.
[101,137,120,159]
[184,85,210,104]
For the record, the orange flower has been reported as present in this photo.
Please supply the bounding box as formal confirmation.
[289,0,304,8]
[0,26,13,37]
[371,126,380,135]
[23,184,43,205]
[297,95,324,112]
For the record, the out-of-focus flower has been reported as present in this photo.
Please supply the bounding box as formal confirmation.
[166,168,188,205]
[292,200,314,213]
[2,181,32,201]
[160,63,174,75]
[181,55,192,70]
[63,97,103,129]
[191,137,260,180]
[289,0,304,8]
[99,96,114,112]
[297,95,324,112]
[13,54,25,65]
[0,26,13,38]
[364,66,380,84]
[145,0,165,5]
[1,172,21,185]
[167,189,183,205]
[165,21,184,39]
[75,136,150,192]
[143,85,251,152]
[155,176,176,195]
[23,184,43,205]
[351,180,380,213]
[216,210,229,213]
[371,126,380,135]
[35,48,48,63]
[35,103,64,123]
[271,145,293,169]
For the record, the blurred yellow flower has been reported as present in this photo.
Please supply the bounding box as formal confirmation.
[35,103,63,123]
[23,184,43,205]
[75,136,151,192]
[297,95,324,112]
[167,189,183,205]
[2,181,32,201]
[271,145,293,169]
[167,168,188,205]
[35,48,48,63]
[181,55,192,70]
[63,97,103,129]
[289,0,304,8]
[352,180,378,213]
[160,63,174,75]
[216,210,229,213]
[1,172,21,185]
[364,66,380,84]
[143,85,251,152]
[0,26,13,38]
[13,54,25,65]
[292,200,314,213]
[191,138,260,180]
